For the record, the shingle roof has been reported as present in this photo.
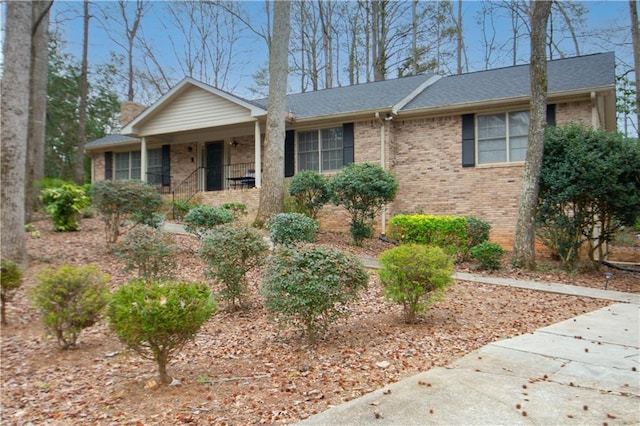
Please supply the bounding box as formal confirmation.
[402,52,615,111]
[85,134,139,149]
[251,74,435,119]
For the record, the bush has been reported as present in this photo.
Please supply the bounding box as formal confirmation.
[261,246,369,342]
[469,242,506,271]
[331,163,398,246]
[41,182,91,231]
[267,213,319,246]
[289,171,331,219]
[388,214,468,260]
[92,180,164,244]
[199,225,269,309]
[378,244,454,323]
[183,205,235,239]
[114,226,177,282]
[1,260,23,326]
[221,202,248,221]
[108,280,216,384]
[466,216,491,249]
[170,200,191,221]
[30,265,110,349]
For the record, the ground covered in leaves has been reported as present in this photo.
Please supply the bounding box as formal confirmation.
[1,218,637,425]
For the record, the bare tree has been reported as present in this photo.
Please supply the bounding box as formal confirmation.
[2,2,33,266]
[512,0,552,270]
[318,0,334,88]
[254,1,291,226]
[25,1,53,223]
[75,0,90,185]
[631,0,640,135]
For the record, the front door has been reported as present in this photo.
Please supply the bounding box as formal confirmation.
[205,142,224,191]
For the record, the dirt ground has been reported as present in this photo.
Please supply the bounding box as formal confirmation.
[1,217,637,425]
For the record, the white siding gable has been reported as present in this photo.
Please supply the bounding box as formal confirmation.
[137,85,254,136]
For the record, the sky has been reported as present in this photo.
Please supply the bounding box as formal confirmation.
[2,1,634,104]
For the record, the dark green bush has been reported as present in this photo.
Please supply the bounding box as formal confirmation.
[92,180,164,244]
[108,280,216,384]
[469,242,506,271]
[170,200,191,221]
[114,226,177,282]
[41,182,91,231]
[30,265,110,349]
[388,214,468,260]
[466,216,491,249]
[1,260,23,326]
[378,244,454,323]
[267,213,319,246]
[199,225,268,309]
[331,163,398,246]
[261,246,369,342]
[183,205,235,239]
[289,170,331,219]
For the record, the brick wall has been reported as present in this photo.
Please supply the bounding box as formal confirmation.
[120,102,147,128]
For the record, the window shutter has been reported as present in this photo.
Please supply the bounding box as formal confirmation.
[284,130,295,177]
[105,151,113,179]
[162,144,170,187]
[461,114,475,167]
[546,104,556,127]
[342,122,354,166]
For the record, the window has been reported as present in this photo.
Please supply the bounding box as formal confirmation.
[297,127,344,172]
[147,148,162,185]
[114,151,141,180]
[476,111,529,164]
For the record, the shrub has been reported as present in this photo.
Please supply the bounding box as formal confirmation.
[183,205,235,239]
[261,246,369,342]
[41,182,91,231]
[170,200,191,221]
[30,265,110,349]
[199,225,269,309]
[114,226,177,282]
[108,280,216,384]
[469,242,506,271]
[92,180,164,244]
[331,163,398,245]
[388,214,468,260]
[466,216,491,249]
[1,260,23,326]
[267,213,319,246]
[288,171,331,219]
[221,202,248,221]
[378,244,454,323]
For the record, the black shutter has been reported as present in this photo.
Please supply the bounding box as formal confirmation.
[105,151,113,179]
[284,130,295,177]
[461,114,475,167]
[546,104,556,127]
[161,144,170,187]
[342,123,354,166]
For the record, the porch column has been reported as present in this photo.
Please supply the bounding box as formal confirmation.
[254,120,262,188]
[140,136,147,182]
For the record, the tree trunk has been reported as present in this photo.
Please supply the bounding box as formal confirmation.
[156,351,171,384]
[630,0,640,137]
[456,0,464,74]
[512,1,552,270]
[1,2,32,267]
[75,0,90,185]
[25,1,52,223]
[254,0,291,227]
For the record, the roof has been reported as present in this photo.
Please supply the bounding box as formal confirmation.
[85,134,139,149]
[402,52,615,111]
[251,74,437,119]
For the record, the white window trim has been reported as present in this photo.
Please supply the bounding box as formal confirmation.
[475,110,529,165]
[296,126,344,174]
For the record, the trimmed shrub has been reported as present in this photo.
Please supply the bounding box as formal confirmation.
[466,216,491,249]
[41,182,91,231]
[199,225,269,309]
[30,265,110,349]
[469,242,506,271]
[92,180,164,244]
[108,280,216,384]
[183,205,235,239]
[331,163,398,246]
[388,214,468,260]
[378,244,454,323]
[1,260,23,326]
[261,246,369,342]
[114,226,177,282]
[267,212,319,246]
[288,170,331,219]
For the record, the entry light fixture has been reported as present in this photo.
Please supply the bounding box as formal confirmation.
[230,140,239,148]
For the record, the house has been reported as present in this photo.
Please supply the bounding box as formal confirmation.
[85,52,616,247]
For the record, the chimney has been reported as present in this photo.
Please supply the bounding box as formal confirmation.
[120,102,147,129]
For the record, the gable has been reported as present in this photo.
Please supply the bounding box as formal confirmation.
[135,85,256,137]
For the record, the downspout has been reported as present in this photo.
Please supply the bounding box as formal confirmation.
[375,112,387,235]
